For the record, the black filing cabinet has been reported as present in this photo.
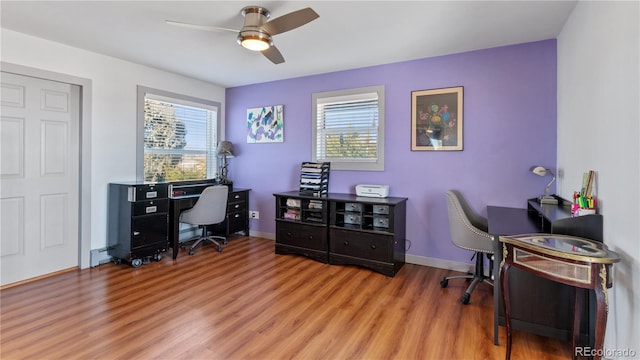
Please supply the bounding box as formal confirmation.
[226,189,250,235]
[108,182,169,267]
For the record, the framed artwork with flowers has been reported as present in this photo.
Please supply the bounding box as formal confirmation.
[411,86,463,151]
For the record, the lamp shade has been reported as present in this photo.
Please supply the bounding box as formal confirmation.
[531,166,548,177]
[217,141,234,157]
[530,165,557,204]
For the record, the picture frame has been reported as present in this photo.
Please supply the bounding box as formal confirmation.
[411,86,463,151]
[247,105,284,143]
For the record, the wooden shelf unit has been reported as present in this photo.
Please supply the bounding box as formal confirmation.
[274,192,330,263]
[274,191,407,276]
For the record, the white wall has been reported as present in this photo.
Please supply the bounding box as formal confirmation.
[1,29,226,266]
[557,1,639,353]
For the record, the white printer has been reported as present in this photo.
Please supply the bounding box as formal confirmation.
[355,184,390,198]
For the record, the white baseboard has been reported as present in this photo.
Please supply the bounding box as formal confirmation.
[405,254,473,273]
[249,230,275,240]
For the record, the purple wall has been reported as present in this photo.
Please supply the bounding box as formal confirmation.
[225,40,557,264]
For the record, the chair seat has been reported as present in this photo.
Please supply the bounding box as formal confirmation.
[179,186,229,255]
[443,190,495,304]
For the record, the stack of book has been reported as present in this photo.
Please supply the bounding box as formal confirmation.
[299,162,330,197]
[305,200,324,223]
[284,198,301,220]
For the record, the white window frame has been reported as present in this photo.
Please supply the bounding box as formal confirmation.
[136,86,221,181]
[312,85,385,171]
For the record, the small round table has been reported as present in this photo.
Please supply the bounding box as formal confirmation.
[499,233,620,360]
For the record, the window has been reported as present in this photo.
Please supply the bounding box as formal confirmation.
[312,85,384,171]
[137,86,221,182]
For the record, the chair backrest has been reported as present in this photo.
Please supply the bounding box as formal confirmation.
[179,185,228,226]
[445,190,493,254]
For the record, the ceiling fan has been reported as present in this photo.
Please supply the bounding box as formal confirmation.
[166,6,319,64]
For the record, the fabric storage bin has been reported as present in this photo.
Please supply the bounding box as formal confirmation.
[373,216,389,228]
[372,205,389,215]
[345,203,362,212]
[345,213,361,225]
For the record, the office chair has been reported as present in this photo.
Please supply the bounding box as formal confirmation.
[441,190,494,304]
[179,185,228,255]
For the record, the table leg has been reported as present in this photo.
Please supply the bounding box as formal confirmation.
[501,260,513,360]
[572,287,584,360]
[593,264,609,360]
[170,202,180,259]
[493,235,501,346]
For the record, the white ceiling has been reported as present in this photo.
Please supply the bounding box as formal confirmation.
[1,1,577,88]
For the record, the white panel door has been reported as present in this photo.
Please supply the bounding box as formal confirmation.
[1,72,80,286]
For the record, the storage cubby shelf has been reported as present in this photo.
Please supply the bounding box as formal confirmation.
[274,191,407,276]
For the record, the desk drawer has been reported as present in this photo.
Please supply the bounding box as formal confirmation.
[228,201,246,213]
[229,191,247,204]
[277,221,327,251]
[330,228,392,263]
[130,184,168,201]
[131,213,168,249]
[227,211,247,234]
[132,199,168,216]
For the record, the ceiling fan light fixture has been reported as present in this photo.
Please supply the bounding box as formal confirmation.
[239,36,270,51]
[238,29,272,51]
[167,5,318,64]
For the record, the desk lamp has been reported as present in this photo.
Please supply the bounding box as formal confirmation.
[531,166,558,204]
[217,141,234,185]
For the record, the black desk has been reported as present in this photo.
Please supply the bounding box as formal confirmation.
[487,206,539,345]
[169,188,250,259]
[487,200,603,347]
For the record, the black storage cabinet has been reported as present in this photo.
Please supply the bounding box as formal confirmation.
[108,182,169,267]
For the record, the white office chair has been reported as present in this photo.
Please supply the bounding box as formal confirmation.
[441,190,494,304]
[179,185,228,255]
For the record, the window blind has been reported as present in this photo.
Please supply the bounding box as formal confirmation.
[143,97,217,181]
[315,92,379,162]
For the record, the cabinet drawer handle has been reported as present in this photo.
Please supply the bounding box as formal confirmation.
[344,241,349,246]
[287,232,292,236]
[308,235,314,240]
[234,214,240,218]
[133,231,140,236]
[371,245,377,250]
[234,204,240,209]
[234,195,240,199]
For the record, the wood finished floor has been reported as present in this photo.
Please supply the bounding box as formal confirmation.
[0,236,571,359]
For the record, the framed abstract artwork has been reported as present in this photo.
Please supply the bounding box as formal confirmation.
[246,105,284,143]
[411,86,463,151]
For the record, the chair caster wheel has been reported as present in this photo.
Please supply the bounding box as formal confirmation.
[440,278,449,288]
[189,249,195,255]
[460,293,470,305]
[217,246,223,252]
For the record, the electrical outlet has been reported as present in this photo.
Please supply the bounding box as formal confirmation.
[249,211,259,219]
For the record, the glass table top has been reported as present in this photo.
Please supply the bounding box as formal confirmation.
[500,233,620,263]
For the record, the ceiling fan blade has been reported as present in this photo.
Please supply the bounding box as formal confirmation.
[262,45,285,64]
[261,7,319,36]
[165,20,238,33]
